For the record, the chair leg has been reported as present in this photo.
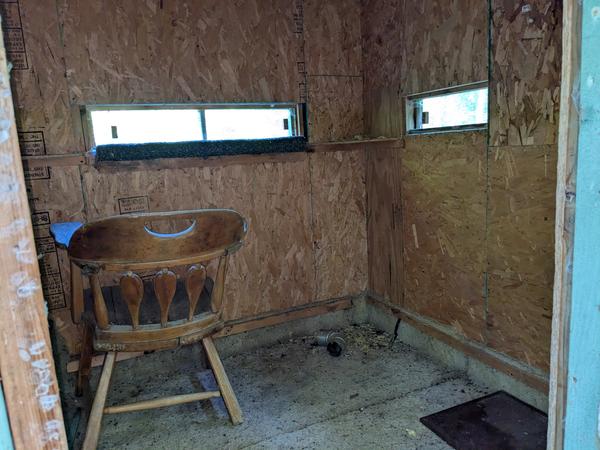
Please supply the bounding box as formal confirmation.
[76,314,95,397]
[83,351,117,450]
[202,337,243,425]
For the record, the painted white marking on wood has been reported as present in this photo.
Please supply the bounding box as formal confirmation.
[10,271,40,301]
[0,174,19,203]
[13,238,35,264]
[0,219,26,238]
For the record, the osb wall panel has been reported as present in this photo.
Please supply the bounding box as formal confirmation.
[58,0,303,104]
[487,275,552,370]
[81,158,316,322]
[304,0,362,76]
[366,147,402,304]
[307,75,363,142]
[9,0,82,154]
[304,0,363,143]
[27,167,84,311]
[5,0,369,357]
[362,0,559,374]
[490,0,562,147]
[402,131,487,342]
[361,0,402,137]
[310,150,367,301]
[401,0,488,95]
[487,145,556,370]
[215,160,316,319]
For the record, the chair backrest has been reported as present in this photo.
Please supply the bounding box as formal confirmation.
[67,209,247,351]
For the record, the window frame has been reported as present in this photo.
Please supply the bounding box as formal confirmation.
[81,102,306,149]
[405,81,489,135]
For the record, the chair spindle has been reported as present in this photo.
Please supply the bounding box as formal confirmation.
[154,269,177,327]
[120,272,144,329]
[90,274,110,330]
[211,256,228,314]
[185,265,206,321]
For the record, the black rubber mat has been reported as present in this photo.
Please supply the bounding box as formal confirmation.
[420,391,547,450]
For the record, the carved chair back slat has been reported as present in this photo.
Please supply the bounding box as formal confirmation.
[154,269,177,327]
[67,209,246,350]
[186,265,207,321]
[120,273,144,329]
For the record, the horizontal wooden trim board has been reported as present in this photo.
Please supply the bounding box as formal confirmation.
[366,294,549,393]
[22,153,88,167]
[67,296,355,373]
[18,139,404,171]
[308,138,402,153]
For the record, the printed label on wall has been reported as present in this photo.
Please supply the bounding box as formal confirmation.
[18,131,46,156]
[0,0,29,70]
[0,1,21,28]
[23,165,50,180]
[31,211,66,310]
[118,195,149,214]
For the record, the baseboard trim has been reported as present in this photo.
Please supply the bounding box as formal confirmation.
[214,296,355,337]
[366,292,549,394]
[66,296,356,373]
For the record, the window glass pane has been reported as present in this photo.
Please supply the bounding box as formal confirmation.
[408,86,488,132]
[91,109,203,145]
[204,108,293,140]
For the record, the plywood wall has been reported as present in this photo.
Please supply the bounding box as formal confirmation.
[361,0,403,138]
[7,0,366,355]
[489,0,562,147]
[8,0,561,374]
[402,132,487,343]
[486,144,556,368]
[401,0,488,94]
[363,0,561,372]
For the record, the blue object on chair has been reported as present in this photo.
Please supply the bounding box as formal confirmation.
[50,222,83,249]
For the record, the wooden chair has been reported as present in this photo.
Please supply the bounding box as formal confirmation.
[66,209,247,450]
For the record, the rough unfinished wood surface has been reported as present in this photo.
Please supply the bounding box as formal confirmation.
[307,75,363,143]
[362,0,561,376]
[0,17,68,448]
[310,150,367,301]
[11,0,83,155]
[361,0,403,138]
[401,0,488,94]
[486,274,553,370]
[366,147,403,305]
[402,131,487,342]
[304,0,362,76]
[10,0,367,358]
[215,160,316,320]
[486,145,557,370]
[490,0,562,146]
[548,0,580,445]
[58,0,302,104]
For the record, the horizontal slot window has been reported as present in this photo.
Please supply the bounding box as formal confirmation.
[90,109,203,145]
[406,82,488,134]
[86,103,304,147]
[204,108,295,140]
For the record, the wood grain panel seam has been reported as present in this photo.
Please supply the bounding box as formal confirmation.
[307,153,319,300]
